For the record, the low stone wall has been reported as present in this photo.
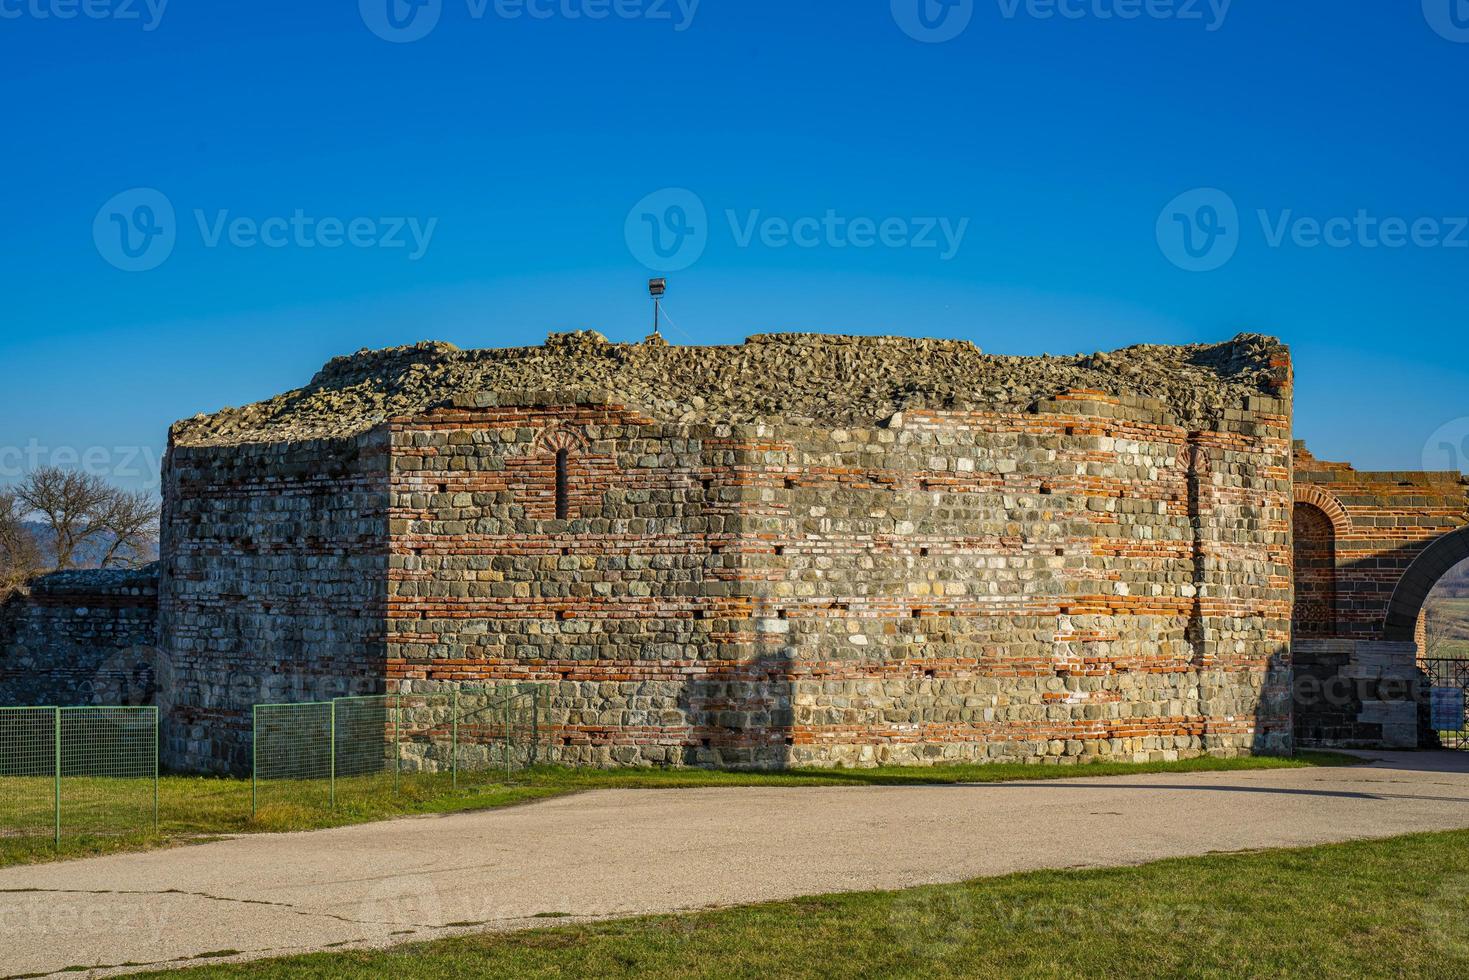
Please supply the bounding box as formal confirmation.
[1292,638,1424,749]
[0,566,161,708]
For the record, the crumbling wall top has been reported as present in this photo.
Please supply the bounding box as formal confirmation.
[172,330,1289,447]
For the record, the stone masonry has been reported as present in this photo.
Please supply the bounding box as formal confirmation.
[0,566,160,708]
[155,331,1296,773]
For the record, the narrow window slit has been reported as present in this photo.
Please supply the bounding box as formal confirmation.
[555,448,570,519]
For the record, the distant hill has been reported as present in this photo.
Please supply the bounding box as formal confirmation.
[1430,560,1469,599]
[1426,557,1469,655]
[20,520,157,570]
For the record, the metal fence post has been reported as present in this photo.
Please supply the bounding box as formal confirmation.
[152,706,160,835]
[251,705,258,818]
[53,706,61,849]
[531,688,540,767]
[394,693,402,795]
[329,700,337,810]
[451,688,459,791]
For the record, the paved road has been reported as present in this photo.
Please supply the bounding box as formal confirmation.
[4,751,1469,977]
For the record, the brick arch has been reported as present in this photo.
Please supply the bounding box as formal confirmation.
[1384,525,1469,642]
[533,425,591,454]
[1293,485,1351,536]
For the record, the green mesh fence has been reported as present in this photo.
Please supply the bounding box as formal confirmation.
[0,705,158,847]
[252,687,543,817]
[251,701,334,813]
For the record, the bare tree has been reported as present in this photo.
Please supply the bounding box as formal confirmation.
[96,488,161,568]
[16,468,113,570]
[15,467,160,570]
[0,491,42,594]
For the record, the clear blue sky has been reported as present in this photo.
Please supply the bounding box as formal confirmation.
[3,1,1467,491]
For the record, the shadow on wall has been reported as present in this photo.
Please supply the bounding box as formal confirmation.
[676,650,796,770]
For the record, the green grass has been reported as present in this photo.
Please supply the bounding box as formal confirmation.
[0,751,1360,869]
[144,828,1469,979]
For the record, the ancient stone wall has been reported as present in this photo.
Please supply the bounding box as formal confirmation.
[381,386,1293,768]
[159,434,391,772]
[156,331,1299,772]
[0,567,159,707]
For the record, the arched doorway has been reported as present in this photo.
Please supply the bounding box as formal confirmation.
[1292,502,1337,638]
[1386,528,1469,750]
[1383,527,1469,642]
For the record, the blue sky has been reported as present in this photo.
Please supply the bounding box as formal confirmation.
[2,1,1467,491]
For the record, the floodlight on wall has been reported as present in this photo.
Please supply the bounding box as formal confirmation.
[648,278,667,335]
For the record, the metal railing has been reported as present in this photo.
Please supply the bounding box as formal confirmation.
[1423,657,1469,751]
[0,705,159,847]
[251,687,543,816]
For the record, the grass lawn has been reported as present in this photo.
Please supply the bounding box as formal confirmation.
[0,751,1361,868]
[145,828,1469,979]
